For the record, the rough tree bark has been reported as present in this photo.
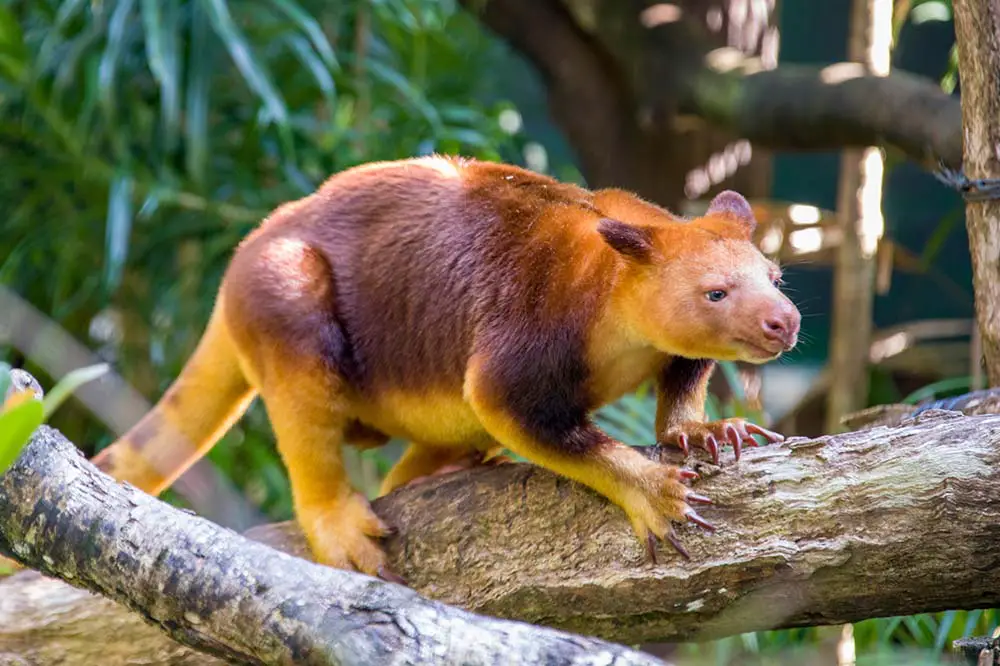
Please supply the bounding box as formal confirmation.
[5,407,1000,663]
[952,0,1000,386]
[0,427,662,666]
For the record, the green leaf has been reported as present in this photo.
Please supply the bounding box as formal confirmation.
[902,376,972,405]
[919,206,964,269]
[98,0,137,131]
[103,173,134,293]
[876,617,903,645]
[141,0,182,153]
[941,43,960,94]
[52,23,105,104]
[37,0,90,74]
[201,0,288,125]
[366,58,442,133]
[268,0,338,69]
[0,3,27,83]
[0,399,44,473]
[41,363,110,420]
[284,34,336,107]
[933,610,957,651]
[444,127,493,149]
[185,1,211,185]
[902,614,935,645]
[961,609,984,639]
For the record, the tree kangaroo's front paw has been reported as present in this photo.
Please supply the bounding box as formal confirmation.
[621,462,715,563]
[298,492,406,585]
[658,417,784,464]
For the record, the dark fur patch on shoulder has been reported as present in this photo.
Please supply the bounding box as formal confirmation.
[479,322,606,455]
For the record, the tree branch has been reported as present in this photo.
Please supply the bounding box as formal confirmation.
[465,0,963,174]
[0,427,663,666]
[685,64,963,169]
[5,408,1000,662]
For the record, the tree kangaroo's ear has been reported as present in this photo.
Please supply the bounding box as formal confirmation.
[706,190,756,240]
[597,218,655,262]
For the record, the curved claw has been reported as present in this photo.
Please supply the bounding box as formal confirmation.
[678,469,699,481]
[646,532,659,565]
[666,527,691,560]
[704,434,720,465]
[686,492,712,505]
[685,509,717,532]
[676,432,689,455]
[724,423,742,461]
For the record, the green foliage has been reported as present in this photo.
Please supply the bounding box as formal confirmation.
[674,609,997,664]
[0,364,108,474]
[0,393,43,472]
[901,376,972,404]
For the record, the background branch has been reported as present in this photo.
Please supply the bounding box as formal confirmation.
[465,0,962,187]
[685,64,963,169]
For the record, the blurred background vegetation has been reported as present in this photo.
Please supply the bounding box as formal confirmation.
[0,0,989,663]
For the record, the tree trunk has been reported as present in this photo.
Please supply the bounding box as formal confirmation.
[826,0,885,432]
[5,407,1000,662]
[952,0,1000,386]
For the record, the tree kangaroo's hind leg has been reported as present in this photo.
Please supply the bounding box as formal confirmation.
[258,362,399,580]
[223,235,402,583]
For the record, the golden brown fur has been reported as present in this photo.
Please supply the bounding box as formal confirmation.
[93,155,800,577]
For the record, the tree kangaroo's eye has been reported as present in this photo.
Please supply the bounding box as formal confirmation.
[706,290,727,302]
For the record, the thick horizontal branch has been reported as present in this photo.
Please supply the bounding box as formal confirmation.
[0,427,662,666]
[5,408,1000,662]
[466,0,962,175]
[684,63,963,169]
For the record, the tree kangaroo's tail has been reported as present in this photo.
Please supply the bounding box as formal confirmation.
[92,300,257,495]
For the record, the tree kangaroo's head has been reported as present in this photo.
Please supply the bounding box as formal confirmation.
[598,189,801,364]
